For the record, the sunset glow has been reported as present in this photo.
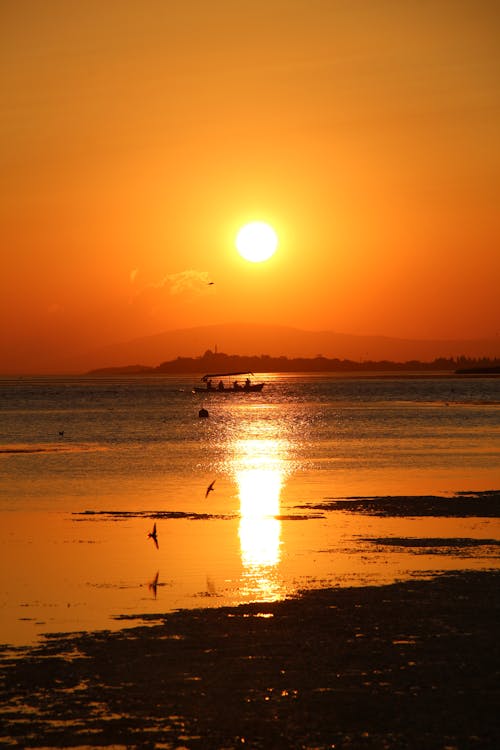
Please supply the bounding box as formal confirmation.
[0,0,500,750]
[1,5,499,743]
[1,1,499,374]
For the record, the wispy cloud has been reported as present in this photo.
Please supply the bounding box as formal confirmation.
[163,269,212,295]
[128,269,214,318]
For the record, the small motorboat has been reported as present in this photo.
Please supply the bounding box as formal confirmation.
[193,371,265,394]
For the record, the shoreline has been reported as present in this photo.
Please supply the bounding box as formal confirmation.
[1,490,499,649]
[1,570,499,748]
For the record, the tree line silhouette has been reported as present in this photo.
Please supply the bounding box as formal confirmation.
[89,350,500,375]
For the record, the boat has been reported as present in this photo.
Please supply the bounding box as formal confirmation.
[193,371,265,393]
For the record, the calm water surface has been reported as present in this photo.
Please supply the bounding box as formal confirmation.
[1,373,499,645]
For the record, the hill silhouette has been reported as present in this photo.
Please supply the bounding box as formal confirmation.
[73,323,500,373]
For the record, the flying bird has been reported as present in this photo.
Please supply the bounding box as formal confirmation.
[205,480,216,498]
[207,281,214,286]
[148,522,159,549]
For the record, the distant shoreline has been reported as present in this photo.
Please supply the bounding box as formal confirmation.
[86,351,500,376]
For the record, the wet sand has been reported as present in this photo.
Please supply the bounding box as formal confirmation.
[1,569,499,749]
[310,490,500,517]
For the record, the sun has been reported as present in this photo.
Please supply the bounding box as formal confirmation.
[235,221,278,263]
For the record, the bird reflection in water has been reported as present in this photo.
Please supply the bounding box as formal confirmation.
[148,571,159,599]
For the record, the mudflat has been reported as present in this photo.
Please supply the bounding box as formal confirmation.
[1,570,499,749]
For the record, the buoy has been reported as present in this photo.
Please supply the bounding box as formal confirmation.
[199,408,209,418]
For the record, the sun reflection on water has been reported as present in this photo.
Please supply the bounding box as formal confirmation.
[232,431,289,602]
[238,468,282,568]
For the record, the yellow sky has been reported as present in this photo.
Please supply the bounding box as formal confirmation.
[1,0,499,371]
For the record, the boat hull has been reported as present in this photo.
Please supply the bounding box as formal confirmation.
[193,383,264,393]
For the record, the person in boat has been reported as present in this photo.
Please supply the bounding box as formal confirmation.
[206,379,213,390]
[244,378,251,390]
[233,381,242,390]
[217,380,224,391]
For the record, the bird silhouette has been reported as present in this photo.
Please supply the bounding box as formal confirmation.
[148,571,159,598]
[205,480,216,498]
[59,430,64,437]
[148,522,159,549]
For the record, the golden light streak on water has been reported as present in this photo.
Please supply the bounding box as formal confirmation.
[238,468,282,568]
[231,430,289,601]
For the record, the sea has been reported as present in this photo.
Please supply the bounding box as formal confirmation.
[1,372,499,647]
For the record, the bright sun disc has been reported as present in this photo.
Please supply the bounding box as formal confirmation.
[235,221,278,263]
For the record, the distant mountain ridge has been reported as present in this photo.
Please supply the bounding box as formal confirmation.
[70,323,500,372]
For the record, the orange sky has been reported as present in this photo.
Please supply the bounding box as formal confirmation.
[1,1,499,372]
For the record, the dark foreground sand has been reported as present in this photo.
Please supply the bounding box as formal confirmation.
[1,570,499,750]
